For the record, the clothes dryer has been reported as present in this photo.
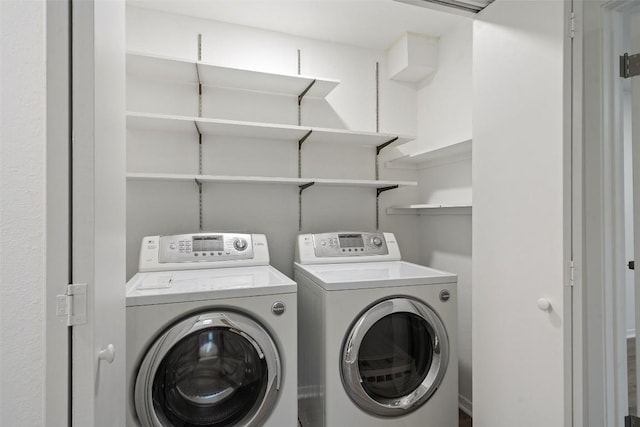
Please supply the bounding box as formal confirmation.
[126,233,296,427]
[294,232,457,427]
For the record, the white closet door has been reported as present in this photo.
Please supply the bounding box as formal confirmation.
[71,0,126,424]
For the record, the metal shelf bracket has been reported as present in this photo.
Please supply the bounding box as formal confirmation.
[375,185,398,231]
[298,79,317,106]
[298,130,313,150]
[298,182,315,231]
[376,137,399,156]
[377,185,399,198]
[299,182,315,194]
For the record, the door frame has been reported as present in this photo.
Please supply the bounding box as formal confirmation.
[45,0,71,424]
[577,0,639,425]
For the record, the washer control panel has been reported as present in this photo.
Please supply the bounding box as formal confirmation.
[312,232,389,257]
[138,233,270,272]
[159,233,253,263]
[296,232,400,264]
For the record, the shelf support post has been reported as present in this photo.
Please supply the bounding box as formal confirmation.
[197,34,203,118]
[194,121,203,175]
[194,121,204,231]
[375,185,398,230]
[376,62,380,133]
[298,182,315,230]
[195,178,203,232]
[196,63,203,118]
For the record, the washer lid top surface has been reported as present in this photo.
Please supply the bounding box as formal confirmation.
[294,261,456,291]
[126,265,295,306]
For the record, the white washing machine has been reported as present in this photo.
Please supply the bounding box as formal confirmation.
[294,232,457,427]
[126,232,297,427]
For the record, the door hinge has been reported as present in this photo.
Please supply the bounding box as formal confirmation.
[620,53,640,79]
[570,12,576,39]
[56,283,88,326]
[568,260,575,287]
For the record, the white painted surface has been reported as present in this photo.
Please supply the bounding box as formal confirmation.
[624,90,635,338]
[0,0,46,425]
[127,0,467,50]
[416,21,472,152]
[472,1,566,426]
[72,0,127,424]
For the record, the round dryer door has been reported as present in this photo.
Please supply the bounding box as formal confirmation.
[134,311,281,427]
[341,297,449,417]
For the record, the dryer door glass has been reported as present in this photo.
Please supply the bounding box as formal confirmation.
[341,297,449,417]
[135,312,281,427]
[358,312,433,399]
[152,328,267,426]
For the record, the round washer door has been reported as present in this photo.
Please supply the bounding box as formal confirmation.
[341,297,449,417]
[135,311,281,427]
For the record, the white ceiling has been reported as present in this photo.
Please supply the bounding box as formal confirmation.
[128,0,469,50]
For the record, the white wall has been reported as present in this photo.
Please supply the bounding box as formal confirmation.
[125,7,420,279]
[472,1,566,426]
[417,22,472,152]
[0,0,46,424]
[414,21,474,413]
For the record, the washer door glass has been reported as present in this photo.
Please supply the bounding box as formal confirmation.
[135,312,280,427]
[341,297,449,417]
[153,328,267,426]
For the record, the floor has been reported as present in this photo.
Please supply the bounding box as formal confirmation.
[459,409,473,427]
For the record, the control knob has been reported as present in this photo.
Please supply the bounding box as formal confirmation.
[372,236,383,247]
[234,238,248,251]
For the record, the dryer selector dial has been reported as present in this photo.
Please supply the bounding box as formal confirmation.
[372,236,383,247]
[234,238,248,251]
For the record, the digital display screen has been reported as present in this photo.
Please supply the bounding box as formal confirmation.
[338,234,364,248]
[193,235,224,252]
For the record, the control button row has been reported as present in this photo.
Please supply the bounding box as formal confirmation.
[193,252,231,257]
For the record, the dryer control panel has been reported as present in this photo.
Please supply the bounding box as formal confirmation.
[295,232,401,264]
[139,233,269,272]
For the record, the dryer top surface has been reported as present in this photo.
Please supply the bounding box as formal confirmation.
[126,265,296,306]
[294,261,456,291]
